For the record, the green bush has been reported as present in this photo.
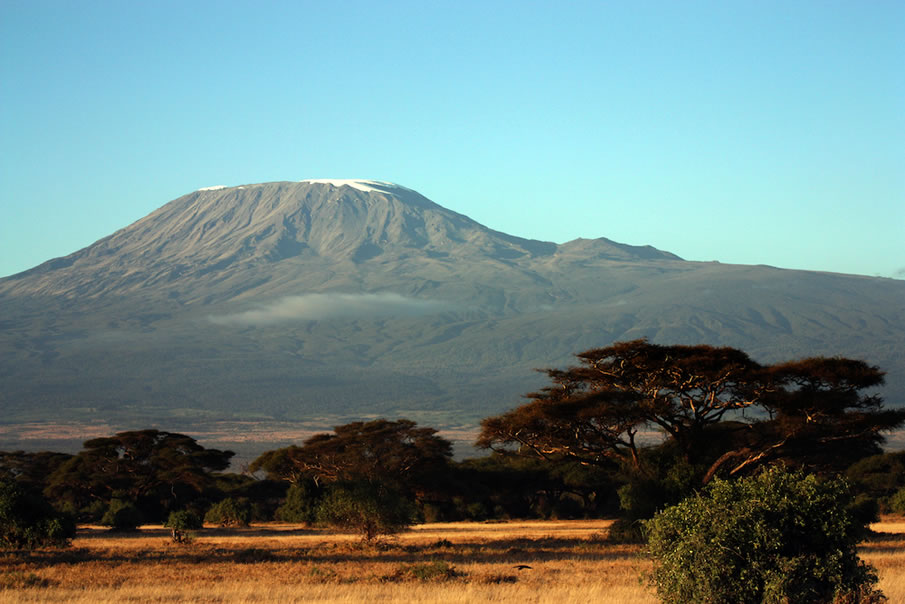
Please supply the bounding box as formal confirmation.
[887,486,905,515]
[100,499,144,532]
[165,510,203,543]
[275,482,319,523]
[204,497,251,527]
[0,480,75,549]
[645,467,883,604]
[316,481,414,542]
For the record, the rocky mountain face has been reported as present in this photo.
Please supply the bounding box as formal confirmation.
[1,180,903,436]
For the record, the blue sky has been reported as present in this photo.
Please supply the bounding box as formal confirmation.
[1,1,902,279]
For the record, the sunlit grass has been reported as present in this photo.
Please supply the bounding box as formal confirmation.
[1,518,903,603]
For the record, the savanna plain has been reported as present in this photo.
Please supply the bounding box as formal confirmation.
[3,518,905,603]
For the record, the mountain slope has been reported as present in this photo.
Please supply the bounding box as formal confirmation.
[0,180,902,434]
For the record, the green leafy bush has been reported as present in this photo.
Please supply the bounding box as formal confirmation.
[887,486,905,515]
[0,480,75,549]
[204,497,251,527]
[316,481,414,542]
[100,499,144,531]
[645,467,883,604]
[165,510,203,543]
[275,482,319,523]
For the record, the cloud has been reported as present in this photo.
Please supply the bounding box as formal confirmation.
[209,292,450,326]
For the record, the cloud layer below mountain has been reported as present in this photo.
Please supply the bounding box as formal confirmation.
[209,293,450,326]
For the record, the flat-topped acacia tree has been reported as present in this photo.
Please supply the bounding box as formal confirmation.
[477,339,904,485]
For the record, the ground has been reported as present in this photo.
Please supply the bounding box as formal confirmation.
[2,519,904,603]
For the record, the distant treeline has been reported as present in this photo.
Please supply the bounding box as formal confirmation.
[3,340,905,539]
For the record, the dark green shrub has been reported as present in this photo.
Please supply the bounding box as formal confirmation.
[645,467,883,604]
[204,497,251,527]
[275,482,319,523]
[0,480,75,549]
[887,486,905,515]
[606,517,646,544]
[100,499,144,531]
[165,510,203,543]
[316,481,414,542]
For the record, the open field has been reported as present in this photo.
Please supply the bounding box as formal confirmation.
[2,519,905,603]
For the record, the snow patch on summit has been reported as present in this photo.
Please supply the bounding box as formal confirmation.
[198,185,229,191]
[299,179,403,193]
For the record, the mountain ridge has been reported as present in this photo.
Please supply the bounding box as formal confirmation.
[0,180,902,435]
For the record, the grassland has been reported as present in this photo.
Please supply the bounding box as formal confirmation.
[2,518,905,603]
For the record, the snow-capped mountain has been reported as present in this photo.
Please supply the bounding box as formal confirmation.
[0,180,902,433]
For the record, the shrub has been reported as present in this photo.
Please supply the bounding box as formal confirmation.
[887,486,905,515]
[384,560,462,582]
[645,467,883,604]
[165,510,202,543]
[317,481,414,542]
[275,482,319,523]
[606,517,646,544]
[0,480,75,549]
[204,497,251,527]
[100,499,144,531]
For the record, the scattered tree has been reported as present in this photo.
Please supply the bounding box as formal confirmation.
[204,497,251,527]
[645,467,884,604]
[165,510,203,543]
[100,498,144,531]
[479,340,903,486]
[44,430,234,522]
[251,419,452,495]
[316,481,415,542]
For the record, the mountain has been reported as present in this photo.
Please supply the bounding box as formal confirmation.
[1,180,903,446]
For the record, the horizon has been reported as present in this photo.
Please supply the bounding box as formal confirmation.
[1,1,903,280]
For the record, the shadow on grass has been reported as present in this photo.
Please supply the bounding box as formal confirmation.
[3,533,640,569]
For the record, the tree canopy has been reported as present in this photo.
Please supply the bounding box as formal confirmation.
[250,419,452,495]
[44,429,234,522]
[478,339,904,485]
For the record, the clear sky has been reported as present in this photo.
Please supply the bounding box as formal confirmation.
[1,1,902,279]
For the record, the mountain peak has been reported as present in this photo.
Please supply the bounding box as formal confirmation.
[296,179,409,194]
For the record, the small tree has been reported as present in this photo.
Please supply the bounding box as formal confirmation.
[317,481,414,542]
[204,497,251,527]
[645,467,883,604]
[0,480,75,549]
[100,498,144,531]
[165,510,202,543]
[275,481,321,523]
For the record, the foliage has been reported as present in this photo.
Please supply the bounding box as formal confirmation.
[316,481,415,542]
[204,497,252,527]
[479,340,903,504]
[888,487,905,515]
[251,420,453,497]
[645,467,883,604]
[101,498,144,531]
[0,479,75,549]
[165,510,203,543]
[275,481,321,523]
[0,451,73,491]
[44,430,234,523]
[450,451,620,521]
[846,451,905,512]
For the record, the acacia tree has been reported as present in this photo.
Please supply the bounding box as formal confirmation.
[250,419,453,495]
[45,430,234,522]
[478,340,904,486]
[252,419,453,536]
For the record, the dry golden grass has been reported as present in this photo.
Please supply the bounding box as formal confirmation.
[1,518,904,603]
